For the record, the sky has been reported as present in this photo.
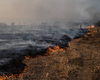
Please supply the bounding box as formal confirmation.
[0,0,100,24]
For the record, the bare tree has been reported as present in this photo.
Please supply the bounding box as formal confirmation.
[11,22,15,26]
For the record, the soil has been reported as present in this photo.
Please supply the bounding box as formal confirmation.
[1,27,100,80]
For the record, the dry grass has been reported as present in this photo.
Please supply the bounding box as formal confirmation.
[1,27,100,80]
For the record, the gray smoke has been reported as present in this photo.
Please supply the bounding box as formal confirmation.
[86,7,100,20]
[85,0,100,20]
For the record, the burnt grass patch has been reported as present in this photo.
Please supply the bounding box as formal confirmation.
[0,48,48,77]
[0,56,27,77]
[0,42,70,78]
[0,27,100,79]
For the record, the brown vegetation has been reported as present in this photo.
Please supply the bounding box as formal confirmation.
[0,26,100,80]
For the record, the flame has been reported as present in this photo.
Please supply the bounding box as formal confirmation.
[0,65,29,80]
[91,25,94,28]
[67,42,70,47]
[85,25,97,37]
[24,55,30,59]
[44,45,63,56]
[0,66,29,80]
[0,57,29,80]
[86,32,91,34]
[87,29,97,33]
[0,74,15,80]
[86,25,95,29]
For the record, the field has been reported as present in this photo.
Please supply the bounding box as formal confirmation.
[1,27,98,80]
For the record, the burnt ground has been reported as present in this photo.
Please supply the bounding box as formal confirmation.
[1,27,100,80]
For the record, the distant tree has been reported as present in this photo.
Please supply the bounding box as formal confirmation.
[11,22,15,26]
[3,22,7,26]
[0,22,7,26]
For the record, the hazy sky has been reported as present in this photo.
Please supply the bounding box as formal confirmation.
[0,0,100,24]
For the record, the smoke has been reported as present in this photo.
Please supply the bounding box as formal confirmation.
[85,0,100,20]
[0,0,100,24]
[86,7,100,20]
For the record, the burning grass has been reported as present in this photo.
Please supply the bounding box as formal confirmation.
[86,25,95,29]
[0,57,29,80]
[44,45,63,56]
[79,25,97,38]
[0,44,70,80]
[86,26,97,37]
[0,25,97,80]
[74,25,96,39]
[0,66,28,80]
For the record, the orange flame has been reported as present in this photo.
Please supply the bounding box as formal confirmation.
[0,57,29,80]
[91,25,95,28]
[44,45,63,56]
[85,25,97,37]
[86,25,95,29]
[86,32,91,34]
[67,42,70,47]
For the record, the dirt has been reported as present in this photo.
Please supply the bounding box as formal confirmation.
[2,27,100,80]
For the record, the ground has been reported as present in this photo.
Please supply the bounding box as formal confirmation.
[2,27,100,80]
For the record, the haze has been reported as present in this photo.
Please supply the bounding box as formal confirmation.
[0,0,100,25]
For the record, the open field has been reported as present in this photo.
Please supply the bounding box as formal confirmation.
[1,27,100,80]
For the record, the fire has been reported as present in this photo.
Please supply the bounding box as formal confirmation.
[85,25,97,37]
[67,42,70,47]
[44,45,63,56]
[86,32,91,34]
[86,25,95,29]
[0,74,15,80]
[53,45,60,50]
[91,25,95,28]
[0,65,29,80]
[0,57,29,80]
[0,66,29,80]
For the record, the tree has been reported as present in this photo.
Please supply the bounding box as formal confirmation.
[11,22,15,26]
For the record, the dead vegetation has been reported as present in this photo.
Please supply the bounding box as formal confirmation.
[0,27,100,80]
